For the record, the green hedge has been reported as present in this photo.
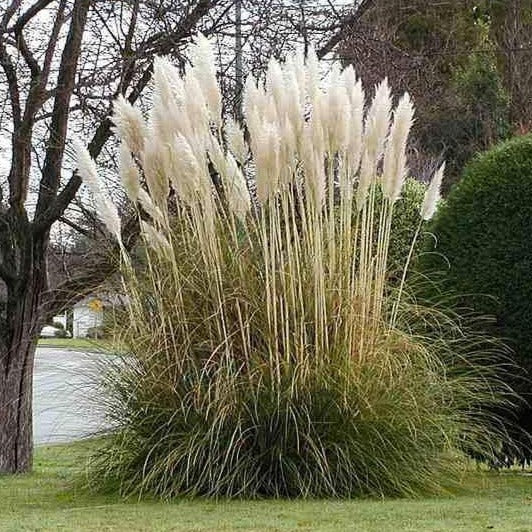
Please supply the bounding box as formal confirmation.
[424,135,532,457]
[387,178,426,273]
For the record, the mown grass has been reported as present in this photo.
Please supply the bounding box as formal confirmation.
[37,338,115,353]
[0,441,530,531]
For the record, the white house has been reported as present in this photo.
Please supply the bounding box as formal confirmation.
[72,297,104,338]
[71,293,127,338]
[52,312,67,329]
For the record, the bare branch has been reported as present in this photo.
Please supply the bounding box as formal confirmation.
[316,0,375,59]
[0,42,21,130]
[42,213,139,318]
[0,0,23,31]
[13,31,40,78]
[34,0,92,218]
[10,0,55,32]
[41,0,68,87]
[34,0,221,233]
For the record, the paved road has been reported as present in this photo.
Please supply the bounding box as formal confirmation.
[34,348,107,444]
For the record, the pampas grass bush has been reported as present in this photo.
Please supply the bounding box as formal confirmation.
[76,37,510,498]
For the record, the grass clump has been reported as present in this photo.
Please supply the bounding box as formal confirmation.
[76,37,510,498]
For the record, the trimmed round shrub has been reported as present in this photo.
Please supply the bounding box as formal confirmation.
[53,327,68,339]
[424,134,532,459]
[358,178,426,276]
[387,178,426,272]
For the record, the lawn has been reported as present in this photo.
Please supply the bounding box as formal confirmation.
[37,337,115,353]
[1,442,531,531]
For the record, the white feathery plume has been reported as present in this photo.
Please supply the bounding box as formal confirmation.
[341,65,357,94]
[188,33,222,128]
[302,124,326,207]
[307,108,326,168]
[305,46,321,105]
[141,138,170,211]
[73,140,122,243]
[224,152,251,216]
[137,188,166,227]
[280,117,297,174]
[207,133,227,176]
[140,220,173,259]
[326,74,350,154]
[153,56,184,107]
[320,64,338,152]
[183,69,210,137]
[150,57,185,144]
[244,76,267,168]
[266,58,286,119]
[382,93,415,203]
[292,48,307,108]
[363,79,392,167]
[150,65,194,145]
[347,80,364,174]
[324,62,341,90]
[355,79,392,209]
[243,74,268,136]
[99,197,122,245]
[73,139,99,192]
[242,74,259,121]
[169,133,210,203]
[283,60,304,141]
[262,93,280,126]
[253,121,280,203]
[245,105,262,159]
[421,162,445,221]
[119,143,140,202]
[151,57,197,142]
[225,117,248,165]
[112,95,147,157]
[348,77,364,108]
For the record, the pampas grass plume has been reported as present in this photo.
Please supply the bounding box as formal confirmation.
[73,140,122,243]
[225,117,248,165]
[382,93,414,203]
[112,95,147,157]
[347,79,364,173]
[189,33,222,127]
[364,79,392,165]
[421,163,446,220]
[119,144,140,202]
[224,152,251,215]
[140,220,173,258]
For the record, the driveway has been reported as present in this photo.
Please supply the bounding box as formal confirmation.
[34,348,108,444]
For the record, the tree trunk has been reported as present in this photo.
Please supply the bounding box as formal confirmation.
[0,235,47,474]
[0,337,37,474]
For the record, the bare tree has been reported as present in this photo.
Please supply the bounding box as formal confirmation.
[491,0,532,130]
[212,0,376,112]
[0,0,225,474]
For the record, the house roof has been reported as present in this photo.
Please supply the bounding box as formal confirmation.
[73,292,128,308]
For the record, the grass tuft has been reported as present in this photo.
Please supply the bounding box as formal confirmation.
[78,41,515,499]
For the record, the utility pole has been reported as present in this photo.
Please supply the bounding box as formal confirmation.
[235,0,244,120]
[299,0,309,56]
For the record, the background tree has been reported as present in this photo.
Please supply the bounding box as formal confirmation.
[0,0,227,474]
[338,0,531,188]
